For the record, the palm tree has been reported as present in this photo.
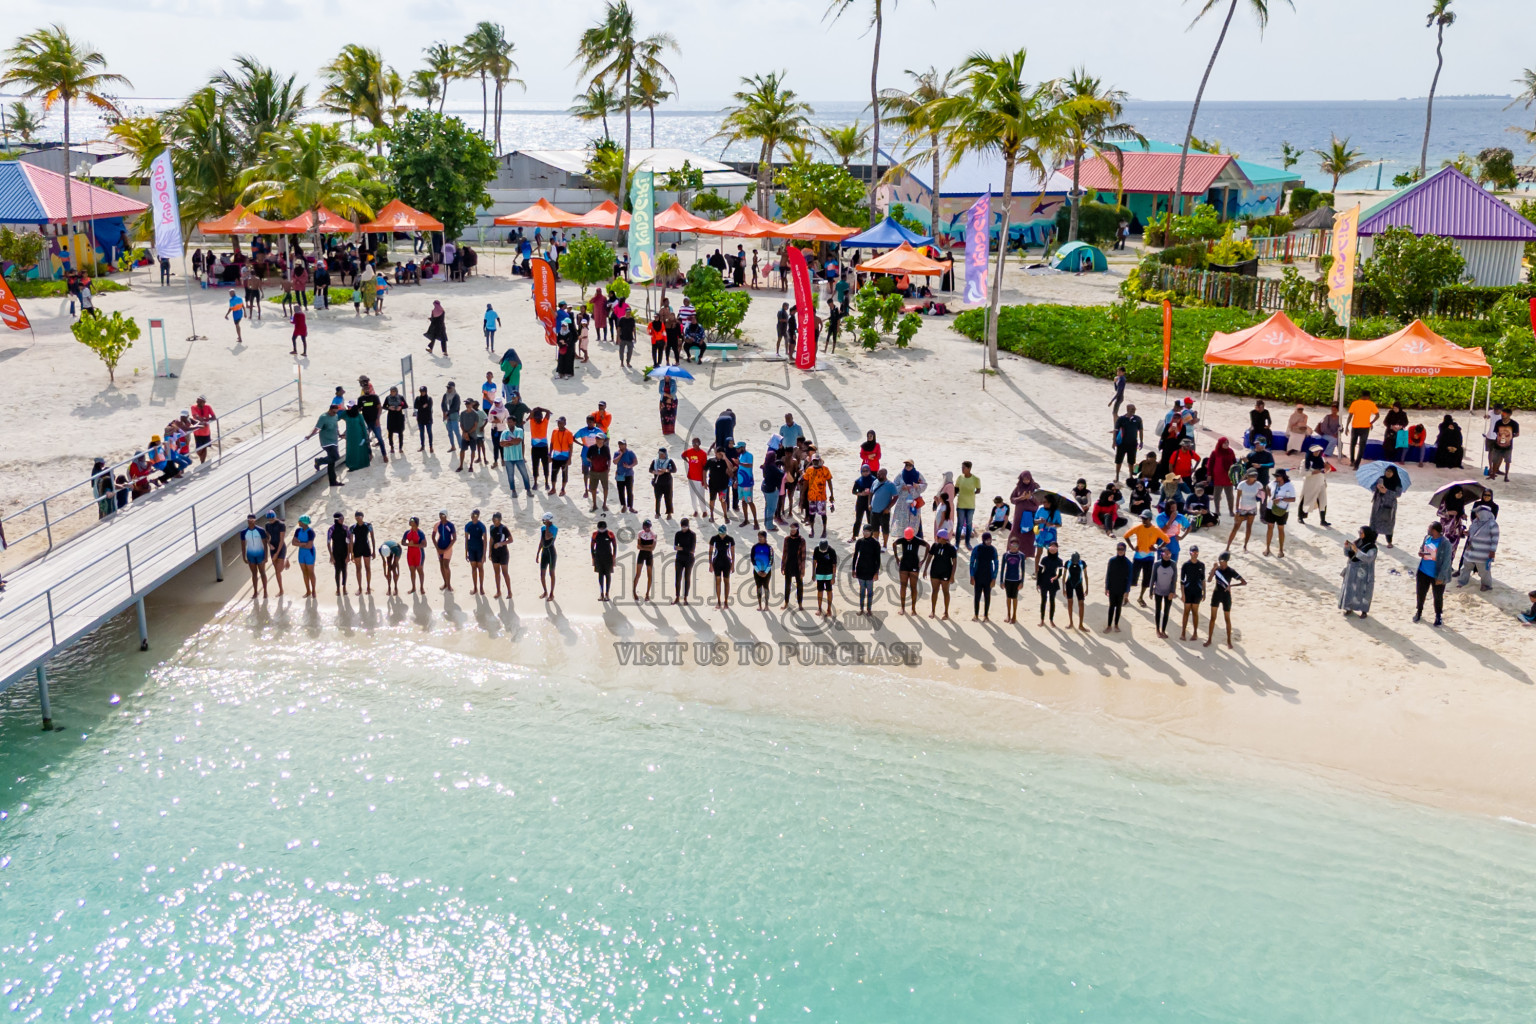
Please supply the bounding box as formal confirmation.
[572,82,621,142]
[1174,0,1293,215]
[1418,0,1456,177]
[1279,140,1302,171]
[422,42,462,115]
[825,0,925,225]
[1507,67,1536,146]
[319,44,392,152]
[630,66,674,148]
[714,71,814,217]
[879,66,963,242]
[933,49,1068,369]
[409,69,442,109]
[574,1,679,233]
[1313,134,1369,191]
[160,86,244,231]
[489,39,525,154]
[1054,68,1143,242]
[460,23,500,137]
[818,121,869,169]
[1,25,130,255]
[241,123,373,255]
[213,56,307,166]
[6,100,42,143]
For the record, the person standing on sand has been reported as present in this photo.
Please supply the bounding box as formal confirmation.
[441,382,462,453]
[781,522,807,610]
[1204,552,1247,648]
[483,303,501,353]
[225,289,246,344]
[812,538,839,619]
[537,513,559,600]
[634,520,656,601]
[1339,527,1377,617]
[893,526,928,615]
[803,455,832,538]
[1109,366,1127,422]
[709,524,735,609]
[433,511,457,591]
[1297,446,1330,526]
[403,517,428,594]
[751,530,774,610]
[1113,404,1143,481]
[290,305,308,356]
[380,538,402,596]
[263,510,288,597]
[672,517,697,605]
[1150,546,1177,638]
[425,300,448,354]
[241,514,270,598]
[969,531,998,622]
[682,438,708,516]
[651,446,676,518]
[1103,541,1131,633]
[327,512,351,595]
[1369,466,1402,548]
[293,516,318,598]
[1457,506,1499,591]
[923,528,957,619]
[1176,546,1205,639]
[489,512,512,598]
[591,519,617,601]
[1227,467,1262,552]
[999,537,1027,624]
[414,386,435,453]
[462,509,487,596]
[1262,468,1295,558]
[852,526,883,616]
[1347,391,1379,469]
[350,511,375,594]
[383,387,407,455]
[1413,521,1452,626]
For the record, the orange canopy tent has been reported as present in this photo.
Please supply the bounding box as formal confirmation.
[198,204,288,235]
[493,198,583,228]
[278,206,358,234]
[566,199,631,230]
[1204,311,1342,370]
[855,242,947,276]
[654,202,712,234]
[359,199,444,233]
[771,208,859,242]
[1342,319,1491,378]
[697,204,785,238]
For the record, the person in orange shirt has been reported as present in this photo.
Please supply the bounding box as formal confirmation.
[803,455,834,539]
[1347,390,1380,469]
[591,400,612,435]
[1122,511,1169,607]
[527,406,552,488]
[549,416,574,496]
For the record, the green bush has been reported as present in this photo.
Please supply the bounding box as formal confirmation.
[1154,243,1208,269]
[608,276,632,302]
[851,284,909,349]
[1288,187,1318,214]
[1144,203,1222,246]
[1055,201,1132,247]
[1245,214,1294,238]
[1315,192,1335,210]
[10,278,130,298]
[1209,224,1256,265]
[1359,226,1466,320]
[683,262,751,338]
[950,303,1531,409]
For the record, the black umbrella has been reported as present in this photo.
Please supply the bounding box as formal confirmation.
[1427,480,1488,507]
[1037,490,1085,517]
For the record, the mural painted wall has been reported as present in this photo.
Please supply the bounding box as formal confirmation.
[882,170,1065,246]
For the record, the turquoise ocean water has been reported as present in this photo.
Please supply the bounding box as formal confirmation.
[2,613,1536,1022]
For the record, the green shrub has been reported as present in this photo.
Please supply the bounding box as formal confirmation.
[1209,224,1256,265]
[1155,243,1208,269]
[951,303,1533,409]
[1359,226,1465,320]
[851,284,908,349]
[1055,201,1132,246]
[1144,203,1222,247]
[1245,214,1294,238]
[683,262,751,338]
[1315,192,1335,210]
[1288,187,1318,214]
[608,276,632,301]
[72,309,141,384]
[11,278,130,298]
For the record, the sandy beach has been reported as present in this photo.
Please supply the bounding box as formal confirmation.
[4,252,1535,823]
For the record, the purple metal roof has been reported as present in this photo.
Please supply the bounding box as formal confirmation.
[1357,166,1536,241]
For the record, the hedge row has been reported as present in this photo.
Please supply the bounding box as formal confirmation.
[952,304,1533,410]
[11,278,131,298]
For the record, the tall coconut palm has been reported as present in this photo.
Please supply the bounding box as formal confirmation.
[1506,67,1536,145]
[933,49,1067,369]
[879,66,963,242]
[574,1,679,233]
[460,22,500,137]
[213,56,307,165]
[319,44,392,152]
[161,86,244,231]
[825,0,928,225]
[818,121,870,170]
[572,82,621,141]
[1174,0,1292,215]
[241,123,373,255]
[6,101,42,143]
[422,42,462,115]
[1419,0,1456,177]
[630,66,674,148]
[1054,68,1143,242]
[1,25,130,255]
[408,69,442,109]
[1313,134,1369,191]
[714,71,814,217]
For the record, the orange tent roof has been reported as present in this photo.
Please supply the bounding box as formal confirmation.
[198,204,287,235]
[1203,311,1343,370]
[566,199,632,229]
[278,206,358,234]
[855,242,947,276]
[359,199,444,233]
[771,208,859,242]
[697,204,785,238]
[493,197,584,228]
[1343,319,1491,378]
[654,202,712,233]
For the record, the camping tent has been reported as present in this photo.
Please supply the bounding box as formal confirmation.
[1198,311,1343,411]
[493,198,582,228]
[1050,241,1107,272]
[839,214,933,249]
[566,199,631,230]
[772,208,859,242]
[855,242,947,276]
[697,205,784,238]
[360,199,443,233]
[1344,319,1493,458]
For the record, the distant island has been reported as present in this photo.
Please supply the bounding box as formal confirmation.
[1396,94,1514,101]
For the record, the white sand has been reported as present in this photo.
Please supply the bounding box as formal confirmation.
[4,251,1535,821]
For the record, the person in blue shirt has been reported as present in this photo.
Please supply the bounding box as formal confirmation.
[464,509,488,595]
[751,531,775,610]
[615,439,639,514]
[1413,521,1453,627]
[292,515,317,598]
[573,416,600,502]
[240,513,269,598]
[483,303,501,353]
[969,531,999,622]
[433,511,457,592]
[760,449,784,530]
[778,413,804,450]
[735,443,758,529]
[867,469,900,547]
[849,465,876,540]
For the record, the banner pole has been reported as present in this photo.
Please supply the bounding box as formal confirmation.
[181,254,203,341]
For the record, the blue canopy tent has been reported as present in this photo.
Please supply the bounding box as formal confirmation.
[838,215,933,249]
[1051,240,1107,272]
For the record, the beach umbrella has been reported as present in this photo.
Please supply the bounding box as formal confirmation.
[646,365,695,382]
[1036,490,1085,517]
[1355,461,1411,491]
[1426,480,1487,507]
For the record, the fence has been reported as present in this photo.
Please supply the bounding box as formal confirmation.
[1252,231,1326,262]
[1151,265,1326,313]
[0,429,324,692]
[0,378,306,569]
